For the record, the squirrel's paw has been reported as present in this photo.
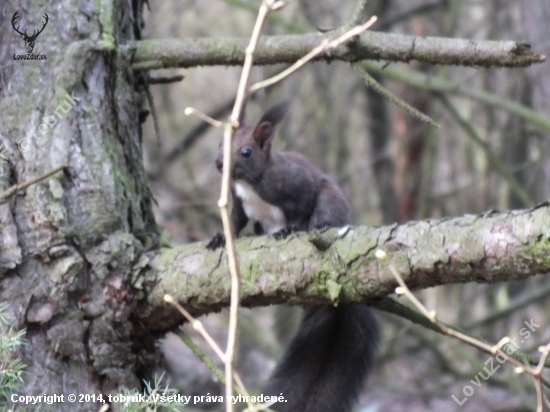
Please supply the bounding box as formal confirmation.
[206,232,226,250]
[273,225,298,240]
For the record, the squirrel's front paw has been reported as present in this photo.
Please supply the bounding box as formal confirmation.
[206,232,226,250]
[273,225,298,240]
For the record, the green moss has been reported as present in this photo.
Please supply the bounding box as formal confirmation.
[97,0,116,49]
[307,253,343,304]
[239,260,259,291]
[521,234,550,269]
[157,247,181,269]
[326,280,342,303]
[135,39,161,57]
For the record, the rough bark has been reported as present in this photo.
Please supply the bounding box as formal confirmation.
[0,0,156,410]
[136,204,550,331]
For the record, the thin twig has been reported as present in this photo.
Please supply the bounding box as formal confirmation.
[177,7,378,411]
[375,250,550,411]
[0,164,68,205]
[349,0,370,27]
[465,280,550,329]
[373,296,550,371]
[165,98,235,162]
[147,75,185,84]
[248,16,377,94]
[355,65,440,128]
[178,332,261,411]
[219,11,377,411]
[438,94,532,207]
[164,295,225,361]
[178,332,227,383]
[389,263,533,364]
[361,60,550,132]
[142,74,163,147]
[533,343,550,412]
[220,2,284,411]
[184,107,225,128]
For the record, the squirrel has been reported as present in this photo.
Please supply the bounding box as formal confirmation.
[206,101,380,412]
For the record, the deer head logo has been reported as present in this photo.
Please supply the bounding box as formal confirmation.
[12,11,49,54]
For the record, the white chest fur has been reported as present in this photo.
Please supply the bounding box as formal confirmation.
[233,180,287,234]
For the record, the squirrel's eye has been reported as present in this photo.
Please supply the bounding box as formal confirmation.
[241,148,252,158]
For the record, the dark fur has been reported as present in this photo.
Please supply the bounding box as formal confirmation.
[265,306,379,412]
[207,101,379,412]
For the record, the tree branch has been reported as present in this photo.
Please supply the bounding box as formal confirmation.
[134,204,550,331]
[361,61,550,133]
[131,31,545,71]
[0,164,68,204]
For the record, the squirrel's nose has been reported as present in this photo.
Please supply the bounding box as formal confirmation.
[215,158,223,171]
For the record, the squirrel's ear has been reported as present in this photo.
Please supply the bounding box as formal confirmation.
[253,100,290,149]
[259,100,290,126]
[253,121,274,149]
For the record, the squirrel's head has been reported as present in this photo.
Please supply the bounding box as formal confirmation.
[215,100,289,183]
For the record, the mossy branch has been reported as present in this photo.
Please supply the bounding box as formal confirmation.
[134,204,550,331]
[131,31,545,71]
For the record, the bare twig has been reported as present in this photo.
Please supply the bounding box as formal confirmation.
[0,164,68,204]
[164,98,235,163]
[533,343,550,412]
[147,74,185,84]
[373,296,550,372]
[249,16,377,94]
[220,1,284,411]
[361,61,550,133]
[173,7,379,412]
[142,74,163,147]
[389,263,533,363]
[437,94,532,207]
[465,280,550,329]
[178,332,227,384]
[164,295,226,361]
[355,65,440,128]
[184,107,225,128]
[349,0,370,27]
[178,332,261,412]
[221,11,376,410]
[164,303,268,412]
[375,250,550,411]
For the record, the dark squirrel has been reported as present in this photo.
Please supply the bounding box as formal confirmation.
[207,101,380,412]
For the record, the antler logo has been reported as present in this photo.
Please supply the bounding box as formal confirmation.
[12,11,49,54]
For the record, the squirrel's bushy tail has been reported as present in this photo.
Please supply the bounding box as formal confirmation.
[265,305,379,412]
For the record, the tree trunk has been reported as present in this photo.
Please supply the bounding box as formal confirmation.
[0,1,156,410]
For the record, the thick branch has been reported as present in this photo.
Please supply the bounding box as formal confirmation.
[135,204,550,331]
[131,31,545,70]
